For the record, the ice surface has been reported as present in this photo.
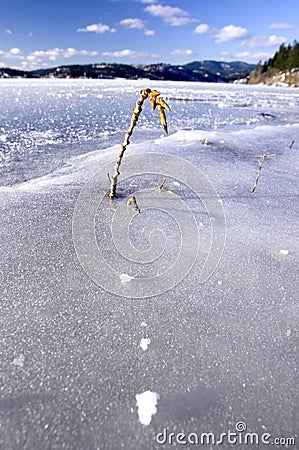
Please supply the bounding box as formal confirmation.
[1,78,298,186]
[0,79,298,449]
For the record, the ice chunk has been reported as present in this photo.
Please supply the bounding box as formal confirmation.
[120,273,134,284]
[135,390,159,426]
[12,353,25,368]
[140,338,151,351]
[280,249,289,256]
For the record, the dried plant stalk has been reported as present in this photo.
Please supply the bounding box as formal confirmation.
[251,153,276,194]
[157,106,168,134]
[251,156,265,194]
[109,88,151,199]
[127,195,141,213]
[289,140,295,149]
[149,90,171,134]
[157,178,167,191]
[109,88,171,199]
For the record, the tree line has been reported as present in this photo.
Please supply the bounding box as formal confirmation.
[255,40,299,76]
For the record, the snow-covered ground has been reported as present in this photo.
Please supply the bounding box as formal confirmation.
[0,79,298,449]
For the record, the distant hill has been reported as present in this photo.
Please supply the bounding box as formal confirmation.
[249,41,299,87]
[0,60,256,83]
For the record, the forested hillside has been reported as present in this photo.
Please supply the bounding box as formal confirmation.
[0,61,255,83]
[249,41,299,86]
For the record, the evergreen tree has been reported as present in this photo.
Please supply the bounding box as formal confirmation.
[263,41,299,73]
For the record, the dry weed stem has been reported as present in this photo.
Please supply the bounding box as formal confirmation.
[109,88,171,199]
[251,153,276,194]
[157,178,167,191]
[127,196,141,213]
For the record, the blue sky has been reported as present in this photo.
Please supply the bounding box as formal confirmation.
[0,0,298,70]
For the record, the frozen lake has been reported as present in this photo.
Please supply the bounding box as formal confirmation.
[1,78,299,185]
[0,79,298,449]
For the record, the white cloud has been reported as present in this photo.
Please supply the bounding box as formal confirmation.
[171,49,194,57]
[194,23,209,35]
[234,51,250,58]
[0,48,23,62]
[219,51,230,61]
[10,47,21,55]
[144,29,155,36]
[167,16,191,26]
[144,4,192,26]
[33,48,61,61]
[245,34,286,48]
[7,47,98,63]
[1,46,100,70]
[5,29,13,35]
[269,23,293,30]
[0,48,22,60]
[213,25,249,43]
[77,23,114,34]
[26,55,38,62]
[252,52,274,60]
[137,0,157,3]
[119,18,145,29]
[119,17,155,35]
[102,48,147,58]
[235,51,273,61]
[63,48,97,58]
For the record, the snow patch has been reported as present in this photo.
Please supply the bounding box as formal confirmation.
[280,249,289,256]
[140,338,151,351]
[135,390,159,426]
[120,273,134,284]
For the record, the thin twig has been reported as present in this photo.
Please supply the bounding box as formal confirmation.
[251,153,276,194]
[127,196,141,213]
[157,178,167,191]
[289,140,295,149]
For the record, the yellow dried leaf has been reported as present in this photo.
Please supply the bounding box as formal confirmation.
[156,97,171,112]
[149,97,157,110]
[150,89,161,97]
[157,106,168,134]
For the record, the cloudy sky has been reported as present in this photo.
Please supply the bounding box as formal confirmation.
[0,0,298,70]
